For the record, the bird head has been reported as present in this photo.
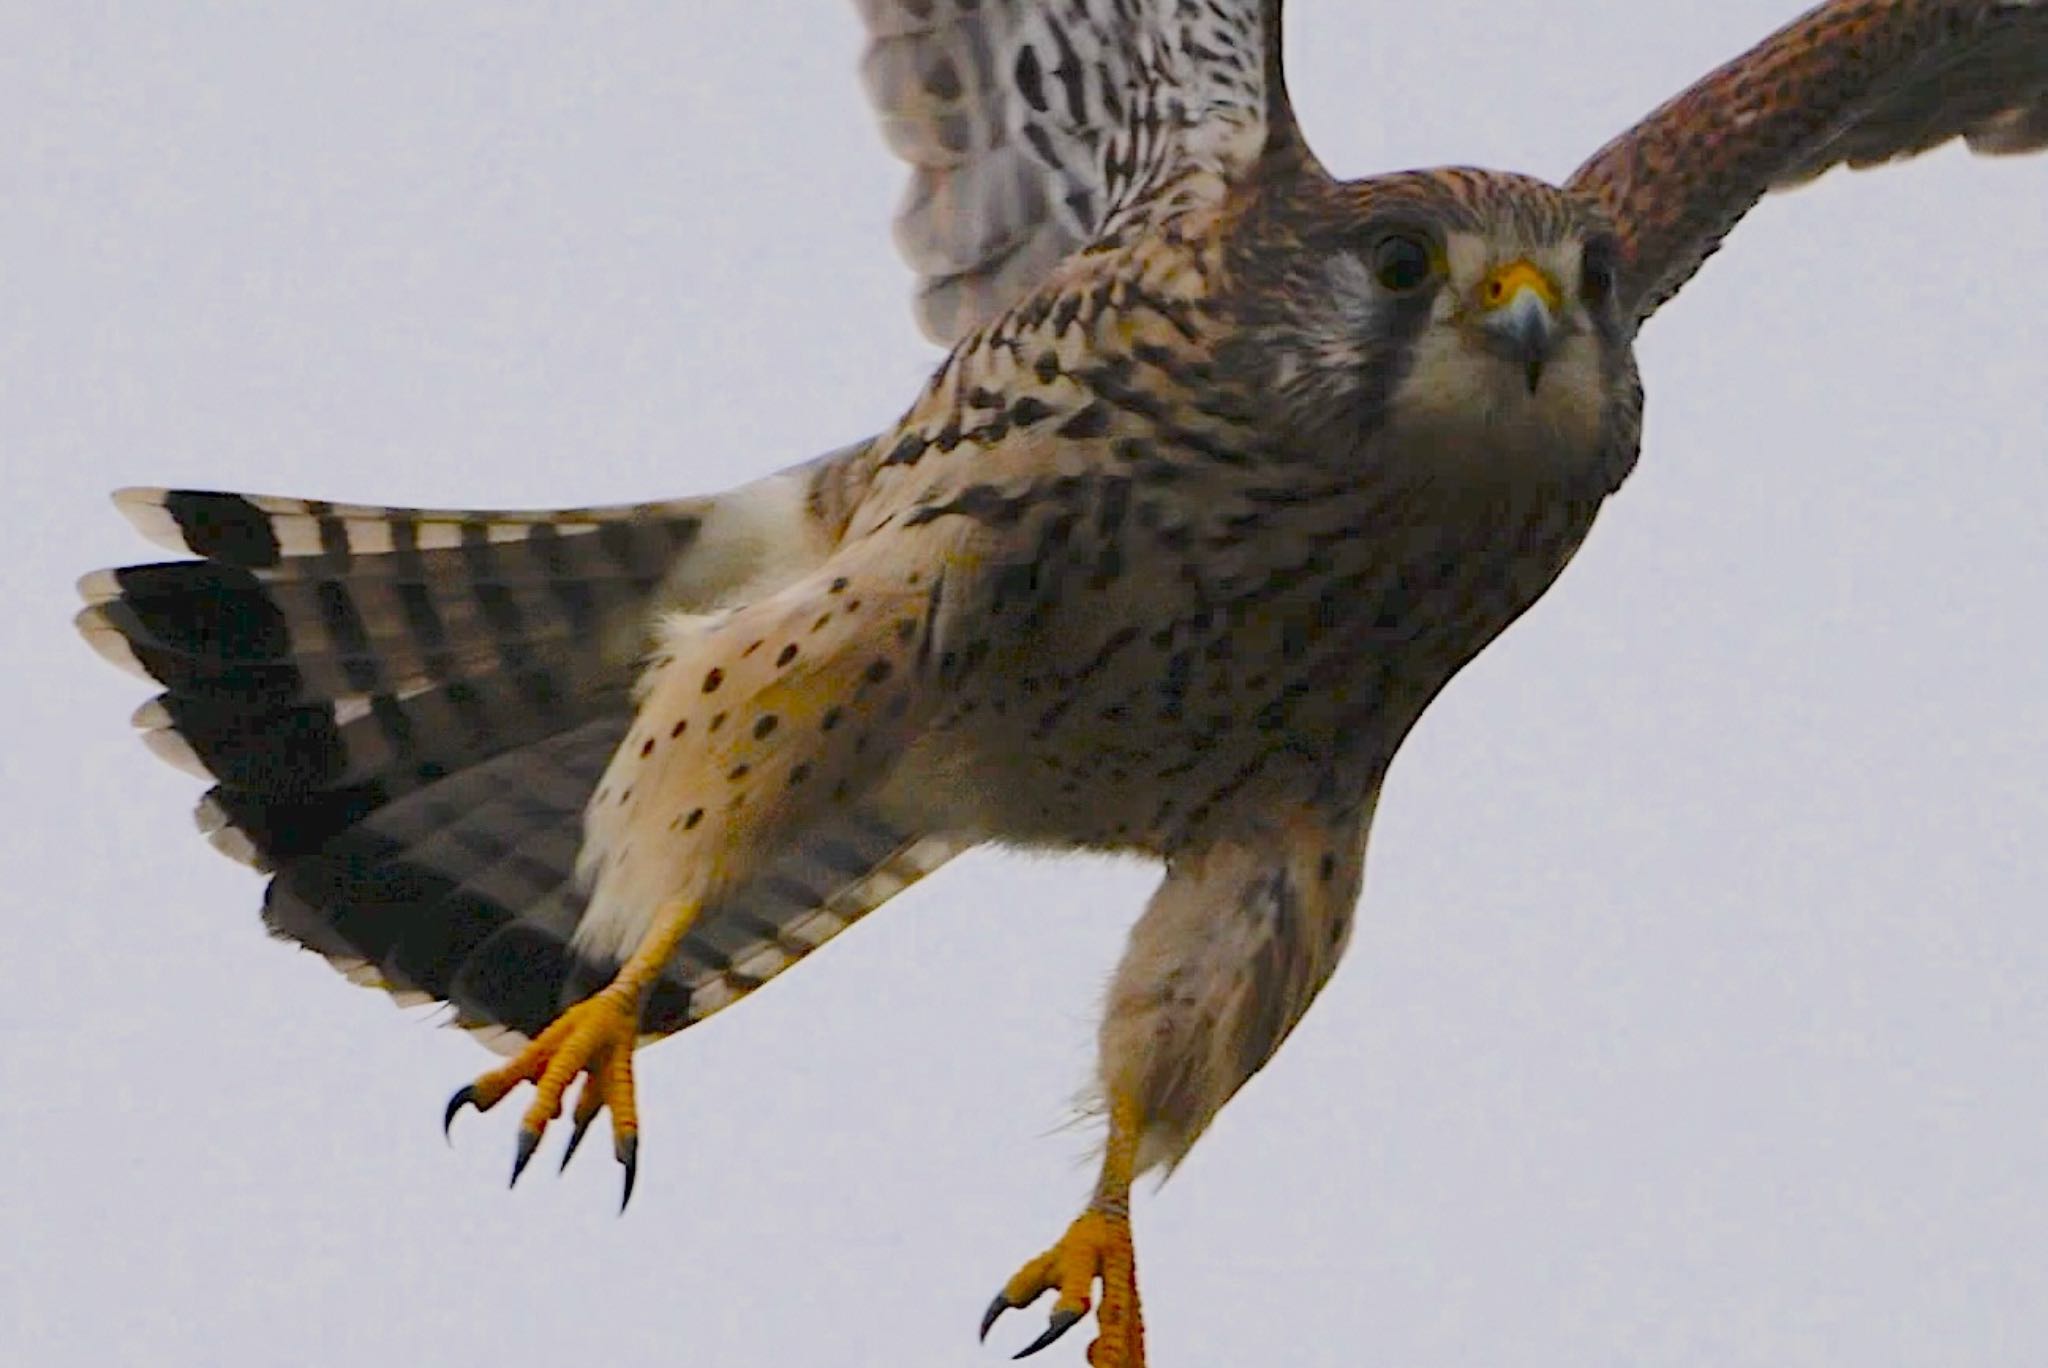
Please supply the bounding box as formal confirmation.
[1234,167,1639,493]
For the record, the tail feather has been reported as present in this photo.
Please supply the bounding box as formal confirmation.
[111,486,708,577]
[132,657,616,817]
[256,703,967,1052]
[79,560,655,700]
[663,817,969,1024]
[260,716,632,1044]
[83,462,973,1052]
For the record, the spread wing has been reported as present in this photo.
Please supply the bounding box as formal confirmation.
[856,0,1306,344]
[1569,0,2047,326]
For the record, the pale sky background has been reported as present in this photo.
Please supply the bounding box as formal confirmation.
[4,5,2046,1365]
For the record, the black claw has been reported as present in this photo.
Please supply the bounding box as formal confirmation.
[1013,1309,1081,1359]
[979,1294,1013,1343]
[616,1133,639,1214]
[558,1114,594,1173]
[443,1085,477,1143]
[510,1129,540,1188]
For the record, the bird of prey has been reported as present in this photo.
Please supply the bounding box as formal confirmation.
[77,2,2044,1363]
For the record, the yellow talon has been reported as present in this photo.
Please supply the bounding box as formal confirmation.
[445,899,697,1210]
[983,1209,1145,1366]
[443,987,644,1208]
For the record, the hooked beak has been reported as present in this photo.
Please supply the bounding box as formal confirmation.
[1477,260,1561,394]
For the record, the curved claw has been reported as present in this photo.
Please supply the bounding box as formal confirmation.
[510,1128,541,1188]
[617,1132,639,1213]
[443,1085,478,1142]
[979,1294,1013,1343]
[558,1113,595,1173]
[443,989,647,1208]
[1012,1308,1082,1359]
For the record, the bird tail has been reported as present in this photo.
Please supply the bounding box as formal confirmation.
[79,472,967,1052]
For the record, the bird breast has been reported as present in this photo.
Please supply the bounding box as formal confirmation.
[901,439,1603,855]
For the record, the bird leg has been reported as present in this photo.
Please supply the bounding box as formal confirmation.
[978,807,1374,1361]
[981,1090,1147,1367]
[443,897,701,1210]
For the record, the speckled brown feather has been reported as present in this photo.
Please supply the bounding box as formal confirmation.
[857,0,1304,342]
[574,537,966,981]
[1571,0,2048,325]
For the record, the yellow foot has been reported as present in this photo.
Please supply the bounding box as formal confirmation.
[980,1209,1145,1366]
[442,987,642,1210]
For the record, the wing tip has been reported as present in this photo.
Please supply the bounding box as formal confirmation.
[74,604,152,681]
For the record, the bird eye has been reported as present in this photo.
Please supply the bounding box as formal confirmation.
[1371,234,1435,293]
[1580,241,1617,307]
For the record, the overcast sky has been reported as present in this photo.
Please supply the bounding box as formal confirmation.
[5,5,2046,1365]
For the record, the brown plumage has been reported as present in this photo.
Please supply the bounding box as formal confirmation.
[78,2,2045,1362]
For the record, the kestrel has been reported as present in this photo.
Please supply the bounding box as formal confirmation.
[78,2,2044,1363]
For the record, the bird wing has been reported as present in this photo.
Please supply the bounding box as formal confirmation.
[1568,0,2047,326]
[855,0,1306,345]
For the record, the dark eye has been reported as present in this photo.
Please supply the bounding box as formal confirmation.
[1371,233,1435,293]
[1580,241,1617,307]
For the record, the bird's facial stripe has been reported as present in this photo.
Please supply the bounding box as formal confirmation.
[1479,260,1562,314]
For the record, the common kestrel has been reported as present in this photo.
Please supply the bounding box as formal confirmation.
[77,3,2045,1363]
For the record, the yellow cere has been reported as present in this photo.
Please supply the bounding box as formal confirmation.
[1479,259,1562,312]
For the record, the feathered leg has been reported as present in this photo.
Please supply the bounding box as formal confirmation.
[981,798,1376,1365]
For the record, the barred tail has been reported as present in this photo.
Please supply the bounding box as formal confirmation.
[80,471,969,1052]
